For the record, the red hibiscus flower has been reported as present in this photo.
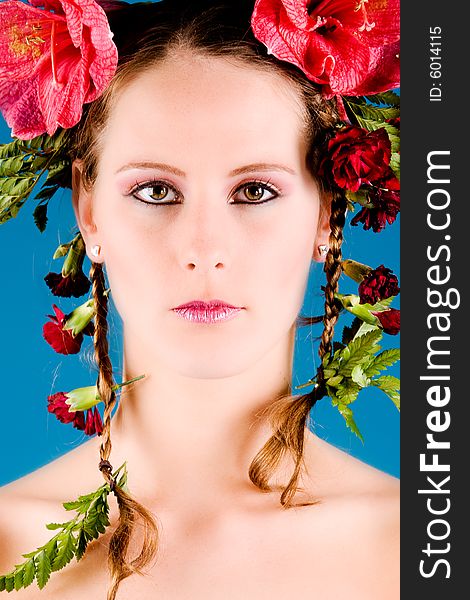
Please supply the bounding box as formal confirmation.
[351,171,400,232]
[44,269,91,297]
[322,126,391,192]
[359,264,400,305]
[47,391,102,435]
[43,304,83,354]
[0,0,118,139]
[371,307,400,335]
[251,0,400,97]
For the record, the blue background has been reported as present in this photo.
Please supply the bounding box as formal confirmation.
[0,113,400,487]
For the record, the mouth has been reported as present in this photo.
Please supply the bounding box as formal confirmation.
[171,299,244,324]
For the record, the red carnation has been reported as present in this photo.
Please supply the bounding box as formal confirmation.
[251,0,400,97]
[47,391,102,435]
[0,0,118,139]
[322,126,391,192]
[84,406,103,435]
[44,270,91,298]
[359,264,400,305]
[372,308,400,335]
[351,171,400,232]
[386,116,400,129]
[43,304,83,354]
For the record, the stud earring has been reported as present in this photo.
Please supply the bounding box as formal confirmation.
[318,244,328,257]
[91,244,101,258]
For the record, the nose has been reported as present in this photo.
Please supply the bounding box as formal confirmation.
[178,194,230,272]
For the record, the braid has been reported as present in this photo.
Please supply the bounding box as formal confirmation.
[248,188,348,508]
[89,262,159,600]
[89,262,116,480]
[317,189,348,377]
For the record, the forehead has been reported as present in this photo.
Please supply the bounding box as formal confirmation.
[99,53,309,170]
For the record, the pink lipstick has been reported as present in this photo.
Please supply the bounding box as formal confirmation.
[172,300,243,323]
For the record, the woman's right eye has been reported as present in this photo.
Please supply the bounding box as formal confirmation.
[130,181,180,204]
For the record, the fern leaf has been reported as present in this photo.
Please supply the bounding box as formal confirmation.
[35,550,52,590]
[364,348,400,377]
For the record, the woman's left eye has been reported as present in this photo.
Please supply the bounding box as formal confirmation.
[231,181,280,204]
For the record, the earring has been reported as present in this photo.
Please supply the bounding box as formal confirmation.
[91,244,101,258]
[318,244,328,257]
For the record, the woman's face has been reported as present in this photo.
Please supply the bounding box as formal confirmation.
[74,51,329,379]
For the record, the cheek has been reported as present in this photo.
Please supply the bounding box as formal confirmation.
[92,199,171,322]
[253,200,319,311]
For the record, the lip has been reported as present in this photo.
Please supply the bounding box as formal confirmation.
[171,299,244,324]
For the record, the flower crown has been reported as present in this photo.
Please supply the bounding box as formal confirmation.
[0,0,400,592]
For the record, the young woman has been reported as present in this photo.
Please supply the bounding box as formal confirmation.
[0,0,400,598]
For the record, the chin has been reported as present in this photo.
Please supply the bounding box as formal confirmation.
[169,348,258,380]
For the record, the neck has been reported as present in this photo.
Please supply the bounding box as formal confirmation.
[107,325,297,511]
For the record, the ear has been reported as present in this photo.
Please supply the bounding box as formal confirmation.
[312,191,332,263]
[71,160,104,263]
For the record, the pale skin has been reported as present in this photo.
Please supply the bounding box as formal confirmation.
[0,51,399,598]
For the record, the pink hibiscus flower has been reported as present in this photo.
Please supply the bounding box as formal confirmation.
[0,0,118,139]
[251,0,400,97]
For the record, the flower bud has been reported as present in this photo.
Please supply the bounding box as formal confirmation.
[341,259,373,283]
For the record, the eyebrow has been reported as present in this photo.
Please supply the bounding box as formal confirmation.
[115,162,296,177]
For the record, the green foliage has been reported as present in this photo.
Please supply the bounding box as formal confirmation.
[0,130,71,229]
[335,292,395,327]
[320,328,400,439]
[343,94,401,157]
[0,463,127,592]
[364,91,400,107]
[390,152,400,180]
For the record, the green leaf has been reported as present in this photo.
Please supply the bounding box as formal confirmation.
[22,559,35,588]
[354,321,379,338]
[337,404,364,442]
[345,189,372,207]
[52,532,76,572]
[364,91,400,106]
[352,103,399,123]
[34,184,60,201]
[337,329,383,377]
[336,293,396,326]
[351,365,370,388]
[349,114,400,147]
[372,375,400,409]
[335,379,361,404]
[364,348,400,377]
[0,464,124,590]
[14,569,24,591]
[0,156,24,176]
[327,375,344,387]
[33,202,48,232]
[63,490,97,512]
[35,550,52,589]
[390,152,400,179]
[45,521,71,531]
[76,528,91,561]
[4,574,14,592]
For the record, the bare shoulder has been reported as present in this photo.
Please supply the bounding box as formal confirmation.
[298,432,399,598]
[0,439,106,584]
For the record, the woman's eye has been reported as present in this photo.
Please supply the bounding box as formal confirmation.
[232,182,279,204]
[131,182,179,204]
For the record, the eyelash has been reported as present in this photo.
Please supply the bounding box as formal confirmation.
[127,178,281,206]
